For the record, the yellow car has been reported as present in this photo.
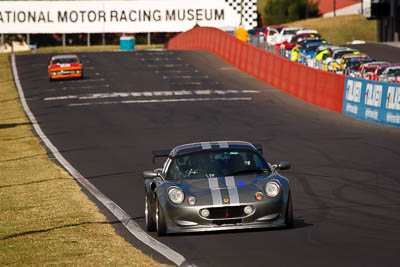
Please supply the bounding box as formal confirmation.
[337,53,369,72]
[332,52,367,72]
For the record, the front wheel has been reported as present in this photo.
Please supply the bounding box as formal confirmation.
[155,198,167,236]
[285,193,294,228]
[145,194,156,232]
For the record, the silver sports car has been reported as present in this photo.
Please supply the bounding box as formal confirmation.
[143,141,293,236]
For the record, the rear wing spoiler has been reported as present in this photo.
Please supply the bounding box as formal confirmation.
[152,150,170,164]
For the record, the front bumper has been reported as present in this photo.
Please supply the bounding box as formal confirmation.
[161,197,287,234]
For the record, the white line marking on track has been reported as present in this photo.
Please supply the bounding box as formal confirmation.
[11,55,188,267]
[162,70,198,74]
[147,63,189,68]
[60,78,105,84]
[43,90,260,101]
[170,82,202,86]
[68,97,252,106]
[162,75,208,79]
[47,84,110,92]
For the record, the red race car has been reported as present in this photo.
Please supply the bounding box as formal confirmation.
[48,54,83,81]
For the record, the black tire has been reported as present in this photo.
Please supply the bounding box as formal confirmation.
[285,193,294,228]
[155,198,167,236]
[145,194,156,232]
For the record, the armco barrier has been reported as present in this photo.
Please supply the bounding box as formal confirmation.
[343,77,400,127]
[168,27,345,113]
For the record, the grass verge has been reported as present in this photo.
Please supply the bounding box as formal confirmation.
[284,14,377,45]
[0,48,168,265]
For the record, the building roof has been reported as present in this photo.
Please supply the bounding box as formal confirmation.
[315,0,359,15]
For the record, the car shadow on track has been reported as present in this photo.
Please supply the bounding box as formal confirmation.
[140,217,312,237]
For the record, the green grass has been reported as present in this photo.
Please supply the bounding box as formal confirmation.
[285,14,377,45]
[0,49,169,265]
[256,0,376,46]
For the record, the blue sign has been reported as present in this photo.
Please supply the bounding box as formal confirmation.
[343,77,400,127]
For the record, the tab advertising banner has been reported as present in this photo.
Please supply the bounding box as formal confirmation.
[343,77,400,127]
[0,0,257,33]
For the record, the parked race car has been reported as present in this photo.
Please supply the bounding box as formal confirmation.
[143,141,294,235]
[379,65,400,83]
[283,31,321,50]
[326,48,359,72]
[334,53,369,73]
[358,61,390,79]
[343,57,375,76]
[48,54,83,81]
[368,63,400,81]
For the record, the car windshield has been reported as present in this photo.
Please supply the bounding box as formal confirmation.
[283,30,299,35]
[385,68,400,76]
[378,66,390,75]
[52,57,79,64]
[166,149,271,180]
[334,50,356,59]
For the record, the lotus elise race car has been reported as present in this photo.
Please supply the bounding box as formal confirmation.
[48,54,83,81]
[143,141,294,236]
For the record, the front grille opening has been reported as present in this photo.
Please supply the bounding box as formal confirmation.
[207,206,252,219]
[212,219,242,226]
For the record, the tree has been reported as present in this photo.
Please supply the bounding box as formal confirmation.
[263,0,320,26]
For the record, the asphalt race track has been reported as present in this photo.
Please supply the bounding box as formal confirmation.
[348,42,400,62]
[14,50,400,266]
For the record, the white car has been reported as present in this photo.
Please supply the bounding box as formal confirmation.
[274,27,304,45]
[380,66,400,83]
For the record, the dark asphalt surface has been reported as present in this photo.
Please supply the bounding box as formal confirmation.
[14,49,400,267]
[348,42,400,62]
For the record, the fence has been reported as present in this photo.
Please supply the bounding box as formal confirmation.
[343,77,400,127]
[168,26,345,113]
[168,27,400,128]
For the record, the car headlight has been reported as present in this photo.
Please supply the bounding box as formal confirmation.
[168,187,185,204]
[265,181,280,197]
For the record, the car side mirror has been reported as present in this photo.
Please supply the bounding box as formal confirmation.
[143,170,158,179]
[278,161,291,170]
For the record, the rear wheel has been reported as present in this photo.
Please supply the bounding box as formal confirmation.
[155,198,166,236]
[145,194,156,232]
[285,193,294,228]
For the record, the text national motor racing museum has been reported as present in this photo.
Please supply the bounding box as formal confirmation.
[0,9,226,24]
[0,0,257,33]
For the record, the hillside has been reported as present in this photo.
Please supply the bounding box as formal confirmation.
[285,14,377,45]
